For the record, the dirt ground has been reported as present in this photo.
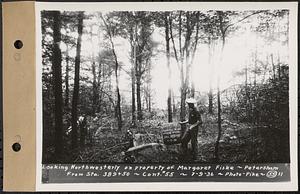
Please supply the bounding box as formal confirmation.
[71,113,274,163]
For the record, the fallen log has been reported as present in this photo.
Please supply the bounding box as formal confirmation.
[125,143,165,154]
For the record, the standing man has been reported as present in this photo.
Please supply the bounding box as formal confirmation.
[180,98,202,160]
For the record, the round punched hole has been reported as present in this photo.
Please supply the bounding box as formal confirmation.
[12,142,21,152]
[14,40,23,49]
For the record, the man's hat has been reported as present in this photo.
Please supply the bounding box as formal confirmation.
[186,98,197,104]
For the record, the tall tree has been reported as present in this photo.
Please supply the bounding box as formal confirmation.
[64,43,70,110]
[130,21,137,125]
[164,12,173,122]
[203,12,219,114]
[112,11,137,125]
[135,12,154,121]
[136,17,143,121]
[71,12,84,149]
[214,11,226,161]
[213,10,266,161]
[153,11,176,123]
[61,13,78,112]
[168,11,200,122]
[96,24,104,113]
[143,59,152,113]
[102,11,137,125]
[189,12,201,98]
[100,14,123,130]
[52,11,63,159]
[89,25,98,115]
[208,36,214,114]
[111,11,155,123]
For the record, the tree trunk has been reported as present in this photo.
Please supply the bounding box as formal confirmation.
[90,27,97,115]
[115,83,122,130]
[178,12,186,122]
[168,12,195,123]
[71,12,84,149]
[270,54,276,80]
[131,67,136,124]
[111,44,122,130]
[135,30,143,121]
[172,91,176,117]
[52,11,63,159]
[131,26,137,126]
[215,13,225,161]
[112,54,122,130]
[245,61,249,120]
[64,45,70,110]
[136,72,143,120]
[214,81,222,161]
[92,62,97,114]
[254,45,258,124]
[208,36,214,114]
[180,87,187,122]
[277,52,281,80]
[180,66,187,122]
[147,64,152,113]
[113,49,122,131]
[191,83,195,98]
[96,27,103,113]
[190,12,200,98]
[132,17,142,121]
[148,91,151,112]
[179,11,182,62]
[101,14,122,130]
[135,21,143,121]
[144,90,148,112]
[96,61,102,113]
[208,86,213,114]
[165,13,172,123]
[185,12,193,98]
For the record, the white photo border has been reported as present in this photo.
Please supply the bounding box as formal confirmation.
[35,1,298,191]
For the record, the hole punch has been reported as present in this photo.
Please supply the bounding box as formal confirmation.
[12,143,21,152]
[14,40,23,49]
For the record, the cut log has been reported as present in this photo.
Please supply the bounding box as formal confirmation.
[125,143,164,154]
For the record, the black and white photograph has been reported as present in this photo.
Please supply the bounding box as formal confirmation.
[37,2,297,187]
[41,8,290,164]
[41,10,289,163]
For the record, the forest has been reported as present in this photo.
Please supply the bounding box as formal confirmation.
[41,9,290,163]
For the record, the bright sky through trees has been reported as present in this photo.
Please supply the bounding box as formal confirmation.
[58,11,288,109]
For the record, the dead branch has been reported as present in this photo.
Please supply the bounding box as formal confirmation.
[224,11,267,33]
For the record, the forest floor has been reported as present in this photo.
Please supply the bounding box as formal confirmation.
[71,112,276,163]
